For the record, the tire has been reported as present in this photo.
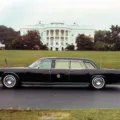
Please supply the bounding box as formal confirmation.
[89,76,106,90]
[2,74,20,89]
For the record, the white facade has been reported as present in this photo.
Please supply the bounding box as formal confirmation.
[20,22,95,51]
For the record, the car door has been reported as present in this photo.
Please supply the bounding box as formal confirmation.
[70,60,89,84]
[50,59,70,84]
[35,59,52,83]
[22,59,52,84]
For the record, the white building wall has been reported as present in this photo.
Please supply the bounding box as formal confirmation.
[20,22,95,51]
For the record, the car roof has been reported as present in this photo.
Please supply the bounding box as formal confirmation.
[40,57,91,61]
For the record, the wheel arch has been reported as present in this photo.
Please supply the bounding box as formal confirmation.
[1,72,20,81]
[91,74,107,81]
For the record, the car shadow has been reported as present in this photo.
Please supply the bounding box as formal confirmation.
[0,84,120,92]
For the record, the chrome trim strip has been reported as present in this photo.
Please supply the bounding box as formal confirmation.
[22,82,89,85]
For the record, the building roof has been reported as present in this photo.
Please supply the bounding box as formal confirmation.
[20,22,95,30]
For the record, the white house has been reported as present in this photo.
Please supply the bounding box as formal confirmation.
[20,22,95,51]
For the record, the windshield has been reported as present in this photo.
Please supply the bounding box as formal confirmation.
[29,59,41,68]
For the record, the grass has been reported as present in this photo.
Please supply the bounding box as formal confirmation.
[0,109,120,120]
[0,50,120,69]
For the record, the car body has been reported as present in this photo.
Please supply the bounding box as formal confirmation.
[0,57,120,89]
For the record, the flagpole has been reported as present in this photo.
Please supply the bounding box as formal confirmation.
[4,58,8,68]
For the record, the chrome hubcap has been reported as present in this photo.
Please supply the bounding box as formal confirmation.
[92,77,105,89]
[3,75,16,88]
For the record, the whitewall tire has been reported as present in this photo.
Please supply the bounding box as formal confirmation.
[2,74,20,89]
[90,76,106,90]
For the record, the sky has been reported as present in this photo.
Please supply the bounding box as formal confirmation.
[0,0,120,30]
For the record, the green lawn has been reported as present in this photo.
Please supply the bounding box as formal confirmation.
[0,109,120,120]
[0,50,120,69]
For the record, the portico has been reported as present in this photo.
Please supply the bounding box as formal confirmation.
[20,22,95,51]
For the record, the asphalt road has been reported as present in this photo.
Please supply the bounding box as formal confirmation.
[0,84,120,109]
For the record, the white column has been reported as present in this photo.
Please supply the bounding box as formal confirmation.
[68,30,70,45]
[49,30,50,50]
[54,29,56,50]
[59,29,61,51]
[44,31,46,45]
[63,30,66,50]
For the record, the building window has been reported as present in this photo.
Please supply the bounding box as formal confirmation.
[56,48,58,51]
[66,31,68,36]
[61,43,64,45]
[47,30,49,36]
[56,42,58,45]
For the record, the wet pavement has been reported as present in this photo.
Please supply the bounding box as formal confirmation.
[0,85,120,109]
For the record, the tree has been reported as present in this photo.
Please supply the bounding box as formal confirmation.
[65,44,75,51]
[104,31,113,44]
[113,39,120,51]
[110,25,120,36]
[94,30,106,43]
[94,25,120,50]
[11,36,23,50]
[0,25,19,44]
[22,30,41,49]
[110,25,120,50]
[94,41,112,51]
[110,25,120,43]
[76,34,94,50]
[40,44,48,50]
[10,30,48,50]
[22,30,48,50]
[94,30,114,44]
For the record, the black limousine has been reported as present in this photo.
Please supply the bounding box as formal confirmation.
[0,57,120,90]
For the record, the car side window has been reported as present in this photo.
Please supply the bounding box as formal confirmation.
[84,62,95,69]
[54,60,70,69]
[71,61,86,69]
[39,59,52,69]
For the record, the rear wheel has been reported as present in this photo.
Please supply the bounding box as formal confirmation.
[90,76,106,90]
[2,74,20,89]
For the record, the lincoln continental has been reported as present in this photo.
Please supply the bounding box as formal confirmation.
[0,57,120,90]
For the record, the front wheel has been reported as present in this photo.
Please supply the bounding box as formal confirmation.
[89,76,106,90]
[2,74,20,89]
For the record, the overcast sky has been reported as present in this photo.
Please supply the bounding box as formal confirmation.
[0,0,120,30]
